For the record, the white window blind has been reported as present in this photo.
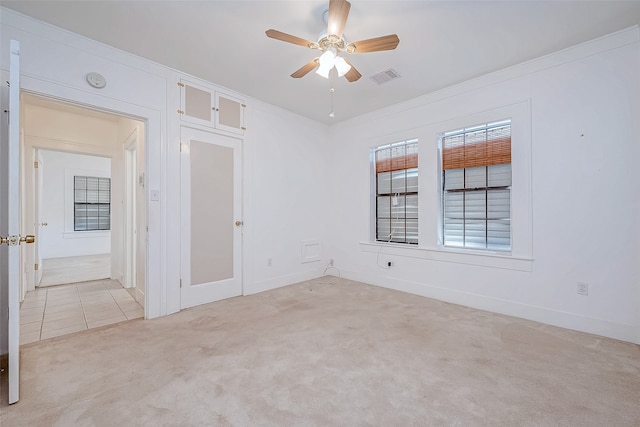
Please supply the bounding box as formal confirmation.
[74,176,111,231]
[375,139,418,244]
[442,120,511,250]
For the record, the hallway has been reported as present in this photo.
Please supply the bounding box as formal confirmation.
[20,279,144,344]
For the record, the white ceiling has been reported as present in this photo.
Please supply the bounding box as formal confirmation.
[4,1,640,125]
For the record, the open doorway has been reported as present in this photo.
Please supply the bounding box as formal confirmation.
[19,94,147,343]
[35,149,112,287]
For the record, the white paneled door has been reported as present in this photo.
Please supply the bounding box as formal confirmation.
[5,40,24,404]
[180,127,243,309]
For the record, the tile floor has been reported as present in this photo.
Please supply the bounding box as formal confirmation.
[20,279,144,344]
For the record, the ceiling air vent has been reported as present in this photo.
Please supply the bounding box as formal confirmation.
[370,69,401,85]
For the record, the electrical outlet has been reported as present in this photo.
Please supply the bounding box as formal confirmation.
[329,259,334,266]
[577,282,588,296]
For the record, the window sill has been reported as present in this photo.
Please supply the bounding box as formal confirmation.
[359,241,533,271]
[63,231,111,239]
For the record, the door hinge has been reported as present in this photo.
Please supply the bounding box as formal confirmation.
[34,161,38,168]
[34,263,39,271]
[180,279,183,288]
[177,109,184,115]
[177,82,184,87]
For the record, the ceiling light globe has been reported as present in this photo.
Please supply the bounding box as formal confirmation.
[318,50,336,68]
[316,64,332,79]
[334,56,351,77]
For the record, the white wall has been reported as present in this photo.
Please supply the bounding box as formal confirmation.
[241,103,330,295]
[38,150,111,259]
[326,27,640,344]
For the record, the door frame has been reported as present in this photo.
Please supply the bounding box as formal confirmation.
[27,146,113,289]
[16,75,165,319]
[33,148,44,288]
[124,132,138,291]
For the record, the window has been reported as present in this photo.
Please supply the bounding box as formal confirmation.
[74,176,111,231]
[374,139,418,244]
[441,120,511,251]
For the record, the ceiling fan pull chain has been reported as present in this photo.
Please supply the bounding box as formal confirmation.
[329,72,336,118]
[329,86,335,118]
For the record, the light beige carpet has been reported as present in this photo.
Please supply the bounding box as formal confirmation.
[1,277,639,426]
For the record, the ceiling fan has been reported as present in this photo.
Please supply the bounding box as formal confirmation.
[266,0,400,83]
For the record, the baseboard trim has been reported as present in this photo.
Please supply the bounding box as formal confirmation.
[337,269,639,345]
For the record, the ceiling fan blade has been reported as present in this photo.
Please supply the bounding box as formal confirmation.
[342,58,362,82]
[347,34,400,54]
[327,0,351,38]
[266,29,316,48]
[291,59,319,78]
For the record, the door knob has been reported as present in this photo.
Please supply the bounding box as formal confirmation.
[235,221,243,226]
[1,234,35,246]
[20,235,35,244]
[40,222,48,226]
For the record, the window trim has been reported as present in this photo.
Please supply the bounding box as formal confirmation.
[359,240,533,271]
[363,100,532,268]
[435,102,531,259]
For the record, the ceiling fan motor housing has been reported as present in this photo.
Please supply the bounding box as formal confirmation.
[318,34,346,52]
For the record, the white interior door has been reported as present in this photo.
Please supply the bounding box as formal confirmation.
[180,127,242,309]
[7,39,22,405]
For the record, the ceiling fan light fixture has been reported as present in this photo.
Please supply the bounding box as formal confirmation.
[318,49,335,67]
[334,56,351,77]
[316,64,332,78]
[266,0,400,85]
[316,49,336,78]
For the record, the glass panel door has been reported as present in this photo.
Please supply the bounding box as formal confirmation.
[180,127,242,309]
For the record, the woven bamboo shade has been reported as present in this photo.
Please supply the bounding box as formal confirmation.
[376,152,418,173]
[375,141,418,173]
[442,125,511,170]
